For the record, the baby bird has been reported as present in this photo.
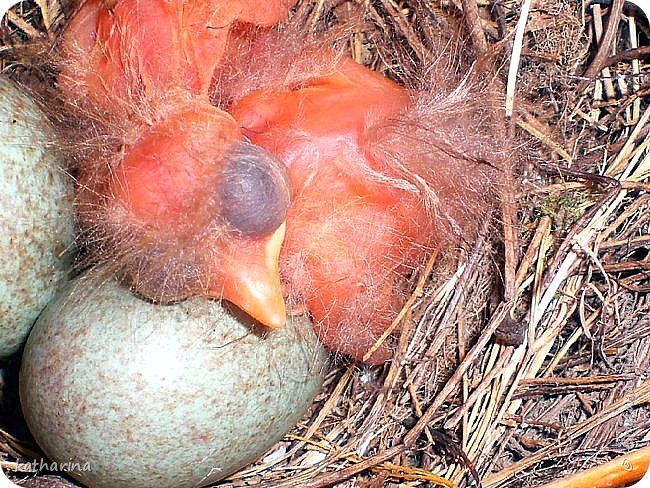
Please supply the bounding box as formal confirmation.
[60,0,296,329]
[57,0,502,363]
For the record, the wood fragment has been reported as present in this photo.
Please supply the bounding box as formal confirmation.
[577,0,626,94]
[1,1,649,488]
[535,445,650,488]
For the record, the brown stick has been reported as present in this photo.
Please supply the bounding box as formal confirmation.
[577,0,626,93]
[603,45,650,68]
[298,445,407,488]
[535,445,650,488]
[460,0,488,54]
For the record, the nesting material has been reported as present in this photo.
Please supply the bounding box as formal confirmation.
[1,0,649,487]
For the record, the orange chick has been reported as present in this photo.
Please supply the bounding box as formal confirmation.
[226,55,430,363]
[56,0,500,364]
[59,0,296,328]
[221,29,499,362]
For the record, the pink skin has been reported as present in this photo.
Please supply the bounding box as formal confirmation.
[59,0,447,364]
[230,59,432,363]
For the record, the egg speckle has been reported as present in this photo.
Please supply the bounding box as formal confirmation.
[0,77,75,358]
[20,277,327,488]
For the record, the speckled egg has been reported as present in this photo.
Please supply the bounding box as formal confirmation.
[0,76,75,358]
[19,277,327,488]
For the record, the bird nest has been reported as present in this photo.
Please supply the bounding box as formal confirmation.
[1,0,649,487]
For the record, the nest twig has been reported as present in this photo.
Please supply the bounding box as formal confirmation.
[1,1,649,487]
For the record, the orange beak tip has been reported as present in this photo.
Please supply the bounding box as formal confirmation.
[262,309,287,329]
[213,223,289,330]
[216,286,287,330]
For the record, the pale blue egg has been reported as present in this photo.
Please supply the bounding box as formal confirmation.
[0,77,75,358]
[20,277,326,488]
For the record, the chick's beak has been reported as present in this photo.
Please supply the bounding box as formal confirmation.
[214,223,287,329]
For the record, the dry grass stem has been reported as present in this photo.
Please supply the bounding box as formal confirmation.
[1,0,649,487]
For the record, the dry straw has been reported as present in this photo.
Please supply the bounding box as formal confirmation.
[1,0,649,487]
